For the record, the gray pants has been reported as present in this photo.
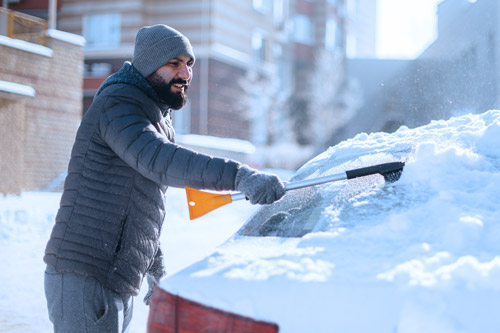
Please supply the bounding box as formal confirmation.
[44,266,133,333]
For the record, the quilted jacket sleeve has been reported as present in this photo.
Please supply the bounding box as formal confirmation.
[98,87,239,191]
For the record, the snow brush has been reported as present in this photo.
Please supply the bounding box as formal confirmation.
[185,161,405,220]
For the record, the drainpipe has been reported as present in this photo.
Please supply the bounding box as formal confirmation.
[48,0,57,30]
[199,0,210,135]
[2,0,8,37]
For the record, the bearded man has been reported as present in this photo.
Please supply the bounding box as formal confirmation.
[43,24,285,332]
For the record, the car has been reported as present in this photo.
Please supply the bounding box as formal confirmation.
[147,111,500,333]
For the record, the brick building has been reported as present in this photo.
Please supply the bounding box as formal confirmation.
[0,9,84,194]
[6,0,348,171]
[56,0,288,142]
[55,0,346,145]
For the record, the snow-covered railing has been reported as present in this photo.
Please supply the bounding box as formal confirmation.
[0,80,35,98]
[0,7,47,46]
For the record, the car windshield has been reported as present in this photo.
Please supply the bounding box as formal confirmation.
[237,153,411,238]
[237,185,323,237]
[238,135,416,238]
[238,172,397,238]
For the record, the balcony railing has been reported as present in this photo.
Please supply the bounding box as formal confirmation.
[0,7,47,46]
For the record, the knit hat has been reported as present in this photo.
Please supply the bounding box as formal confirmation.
[132,24,195,78]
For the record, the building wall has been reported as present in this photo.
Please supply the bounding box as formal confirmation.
[417,0,500,120]
[58,0,284,142]
[56,0,347,160]
[381,0,500,129]
[288,0,347,147]
[58,0,140,59]
[334,58,410,142]
[346,0,377,58]
[0,96,25,194]
[0,33,83,194]
[338,0,500,143]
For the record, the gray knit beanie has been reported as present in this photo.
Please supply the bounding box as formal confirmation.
[132,24,195,78]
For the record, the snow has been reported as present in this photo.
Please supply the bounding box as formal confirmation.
[0,35,53,57]
[1,110,500,332]
[45,29,86,47]
[0,189,258,332]
[0,30,84,59]
[0,80,35,97]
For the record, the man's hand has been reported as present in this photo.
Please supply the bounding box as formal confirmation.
[235,165,286,205]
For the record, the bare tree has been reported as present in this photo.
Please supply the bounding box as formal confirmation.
[308,49,345,152]
[239,69,290,144]
[239,69,314,169]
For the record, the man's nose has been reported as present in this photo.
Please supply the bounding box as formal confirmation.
[178,64,192,80]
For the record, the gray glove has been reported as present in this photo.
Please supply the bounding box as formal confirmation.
[144,247,166,306]
[235,165,286,205]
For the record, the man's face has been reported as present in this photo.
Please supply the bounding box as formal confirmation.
[147,55,193,110]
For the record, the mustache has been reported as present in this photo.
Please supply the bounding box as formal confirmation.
[170,78,190,86]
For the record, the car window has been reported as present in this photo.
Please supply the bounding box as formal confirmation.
[237,186,324,237]
[237,171,395,238]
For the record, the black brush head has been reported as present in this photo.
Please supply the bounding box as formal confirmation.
[345,161,405,183]
[382,167,404,183]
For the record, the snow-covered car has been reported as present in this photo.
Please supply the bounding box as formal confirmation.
[147,111,500,333]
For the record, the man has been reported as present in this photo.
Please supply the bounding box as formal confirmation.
[43,24,285,332]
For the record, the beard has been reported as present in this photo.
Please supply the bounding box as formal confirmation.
[148,72,189,110]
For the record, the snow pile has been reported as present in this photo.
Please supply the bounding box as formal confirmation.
[161,110,500,333]
[298,110,500,331]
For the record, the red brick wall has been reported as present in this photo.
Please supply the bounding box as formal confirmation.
[0,33,83,194]
[0,97,25,194]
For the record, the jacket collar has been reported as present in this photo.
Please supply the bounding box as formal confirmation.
[96,62,171,115]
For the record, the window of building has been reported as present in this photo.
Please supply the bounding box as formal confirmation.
[293,14,314,45]
[336,25,344,50]
[346,34,356,58]
[83,13,121,49]
[252,31,267,63]
[90,63,112,77]
[253,0,273,14]
[325,19,337,51]
[273,0,285,23]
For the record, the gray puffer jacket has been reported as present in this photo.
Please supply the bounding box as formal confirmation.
[44,62,239,296]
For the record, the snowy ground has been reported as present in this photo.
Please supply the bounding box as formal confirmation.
[0,188,260,332]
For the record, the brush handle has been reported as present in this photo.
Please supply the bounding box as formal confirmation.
[230,172,346,202]
[230,161,404,202]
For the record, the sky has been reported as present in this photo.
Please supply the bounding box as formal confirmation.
[2,110,498,332]
[377,0,444,58]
